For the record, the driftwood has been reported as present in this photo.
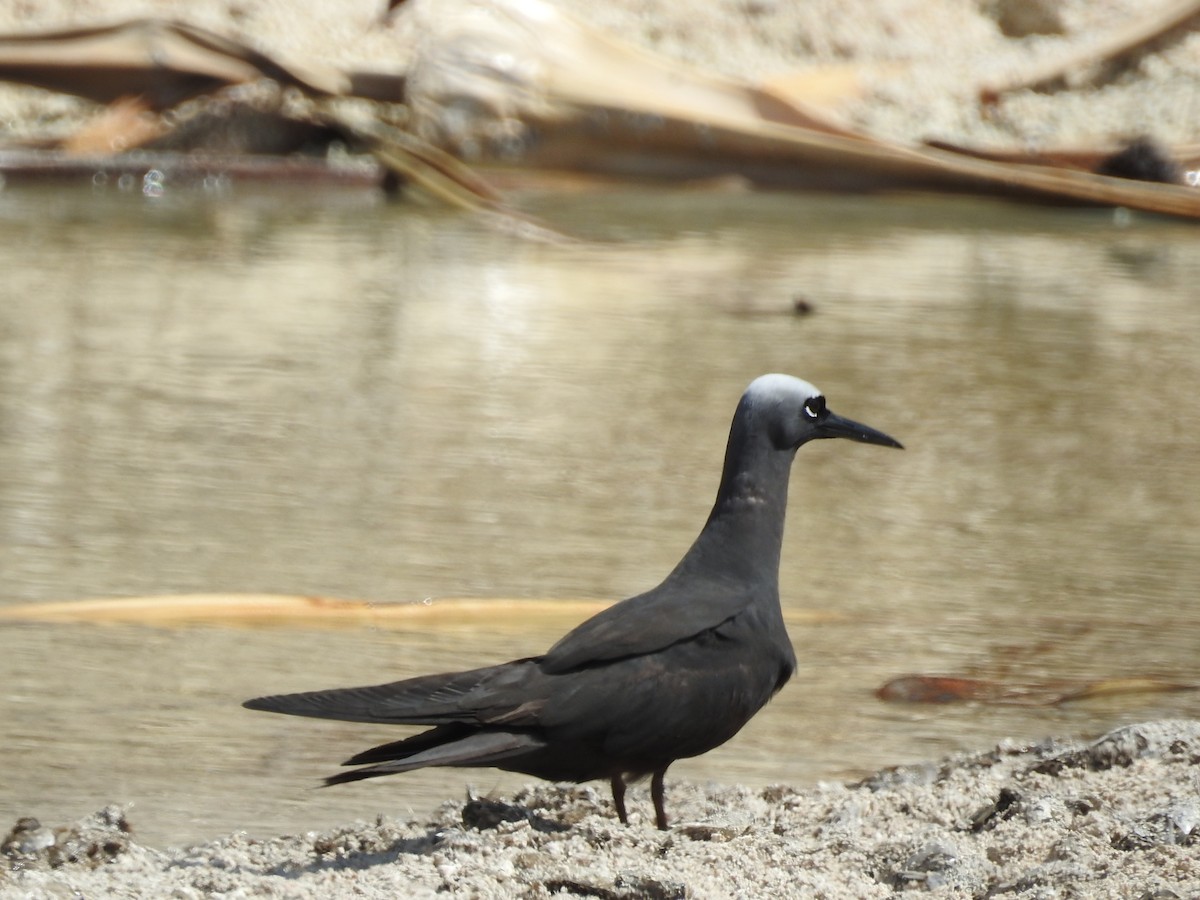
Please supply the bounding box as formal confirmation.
[501,108,1200,216]
[925,137,1200,174]
[877,674,1200,707]
[0,594,605,629]
[0,593,840,629]
[0,19,349,108]
[400,0,1200,218]
[0,18,406,106]
[0,17,539,219]
[980,0,1200,101]
[0,4,1196,219]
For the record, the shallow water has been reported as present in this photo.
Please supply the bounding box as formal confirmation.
[1,181,1199,847]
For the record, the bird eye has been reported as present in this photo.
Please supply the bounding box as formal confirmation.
[803,396,826,420]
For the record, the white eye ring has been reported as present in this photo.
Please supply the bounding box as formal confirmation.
[803,397,825,420]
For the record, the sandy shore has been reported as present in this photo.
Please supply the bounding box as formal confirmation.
[4,720,1199,898]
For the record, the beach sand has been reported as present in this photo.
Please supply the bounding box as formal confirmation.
[4,720,1199,898]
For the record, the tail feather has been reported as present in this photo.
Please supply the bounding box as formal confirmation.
[341,723,472,766]
[243,660,543,726]
[325,729,545,786]
[243,682,443,726]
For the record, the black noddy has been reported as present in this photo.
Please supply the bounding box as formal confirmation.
[243,374,901,829]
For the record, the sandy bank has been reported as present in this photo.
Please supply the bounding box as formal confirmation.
[4,720,1198,898]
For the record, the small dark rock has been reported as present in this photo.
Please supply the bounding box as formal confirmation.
[1030,722,1178,774]
[1114,828,1159,852]
[543,879,622,899]
[855,760,939,792]
[461,797,528,830]
[986,0,1066,37]
[1114,807,1200,851]
[2,807,131,872]
[1068,795,1102,816]
[904,841,958,873]
[460,796,568,833]
[613,873,688,900]
[676,823,744,842]
[541,875,686,900]
[969,787,1022,832]
[2,817,56,856]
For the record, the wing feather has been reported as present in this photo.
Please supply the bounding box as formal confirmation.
[542,577,761,673]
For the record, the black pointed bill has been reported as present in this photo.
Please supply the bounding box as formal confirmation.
[816,411,903,449]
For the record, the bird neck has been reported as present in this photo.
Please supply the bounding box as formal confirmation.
[673,429,795,587]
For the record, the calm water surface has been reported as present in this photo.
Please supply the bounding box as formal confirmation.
[1,183,1198,846]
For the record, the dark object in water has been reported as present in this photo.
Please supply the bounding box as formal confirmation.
[877,674,1200,706]
[1095,136,1182,185]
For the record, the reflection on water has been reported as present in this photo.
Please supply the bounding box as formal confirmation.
[1,184,1198,846]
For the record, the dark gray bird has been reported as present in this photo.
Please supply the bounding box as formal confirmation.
[243,374,901,829]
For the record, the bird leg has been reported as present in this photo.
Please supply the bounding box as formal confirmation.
[610,774,628,825]
[651,768,669,830]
